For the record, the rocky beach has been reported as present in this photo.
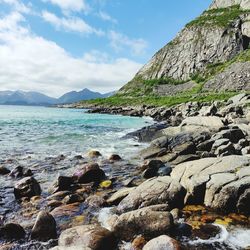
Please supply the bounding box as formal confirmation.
[1,93,250,249]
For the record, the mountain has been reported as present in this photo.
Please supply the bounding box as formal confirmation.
[0,89,116,106]
[57,88,114,104]
[0,91,57,105]
[119,0,250,96]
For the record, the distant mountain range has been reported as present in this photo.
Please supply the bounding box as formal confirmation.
[0,89,115,106]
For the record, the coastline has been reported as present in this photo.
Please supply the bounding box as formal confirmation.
[1,93,250,249]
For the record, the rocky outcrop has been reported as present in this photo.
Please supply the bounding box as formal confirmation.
[204,62,250,92]
[171,155,250,214]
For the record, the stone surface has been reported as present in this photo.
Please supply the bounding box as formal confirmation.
[142,235,180,250]
[118,176,185,213]
[57,225,117,250]
[31,211,57,241]
[14,177,41,199]
[112,205,173,241]
[171,155,250,214]
[0,223,25,240]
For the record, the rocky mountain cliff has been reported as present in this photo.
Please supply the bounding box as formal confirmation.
[119,0,250,96]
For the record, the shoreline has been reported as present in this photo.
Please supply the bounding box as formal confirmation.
[0,93,250,249]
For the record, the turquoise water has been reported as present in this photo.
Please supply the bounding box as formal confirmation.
[0,105,151,160]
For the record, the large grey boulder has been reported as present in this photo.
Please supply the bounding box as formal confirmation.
[171,155,250,214]
[118,176,185,213]
[112,205,174,241]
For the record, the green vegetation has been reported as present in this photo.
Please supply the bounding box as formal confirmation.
[81,92,238,107]
[186,5,250,28]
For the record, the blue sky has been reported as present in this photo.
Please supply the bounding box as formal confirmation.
[0,0,212,97]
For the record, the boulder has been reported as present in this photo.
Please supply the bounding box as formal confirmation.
[14,177,41,199]
[0,167,10,175]
[142,235,180,250]
[52,176,74,193]
[109,154,122,161]
[181,117,224,129]
[0,223,25,240]
[107,187,136,205]
[112,205,173,241]
[88,150,102,158]
[212,128,245,143]
[57,225,117,250]
[118,176,185,213]
[171,156,250,214]
[74,163,106,184]
[31,211,57,241]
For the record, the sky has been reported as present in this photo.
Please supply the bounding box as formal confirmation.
[0,0,212,97]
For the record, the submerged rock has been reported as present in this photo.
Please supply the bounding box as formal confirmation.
[31,211,57,241]
[14,177,41,199]
[0,167,10,175]
[74,163,106,184]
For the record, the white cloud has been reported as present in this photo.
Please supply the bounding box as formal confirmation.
[108,30,148,56]
[42,11,103,35]
[43,0,89,13]
[98,11,117,23]
[0,0,31,14]
[0,13,142,97]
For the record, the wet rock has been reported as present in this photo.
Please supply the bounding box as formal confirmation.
[14,177,41,199]
[112,206,174,241]
[47,200,63,209]
[158,164,172,176]
[175,223,192,237]
[123,123,168,142]
[192,224,221,240]
[52,176,74,193]
[141,160,164,172]
[47,191,72,201]
[31,211,57,241]
[142,235,181,250]
[9,166,33,178]
[118,176,185,213]
[57,225,117,250]
[171,154,199,165]
[88,150,102,158]
[196,140,214,152]
[109,154,122,161]
[0,223,25,240]
[62,194,84,204]
[132,236,147,250]
[86,195,106,208]
[51,203,82,217]
[74,163,106,184]
[0,167,10,175]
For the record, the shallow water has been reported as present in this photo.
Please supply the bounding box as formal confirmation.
[0,105,152,160]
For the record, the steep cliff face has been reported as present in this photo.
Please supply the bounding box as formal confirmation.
[120,3,250,96]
